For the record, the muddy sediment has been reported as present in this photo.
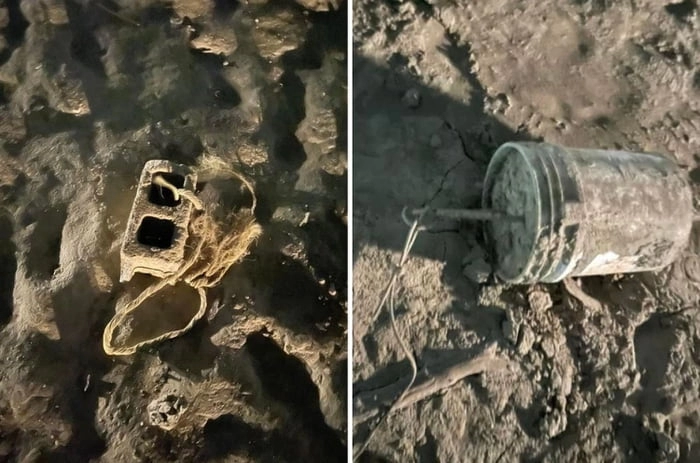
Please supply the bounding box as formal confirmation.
[0,0,347,461]
[488,152,537,278]
[353,1,700,462]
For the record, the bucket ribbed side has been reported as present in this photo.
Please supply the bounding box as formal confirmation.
[483,142,692,284]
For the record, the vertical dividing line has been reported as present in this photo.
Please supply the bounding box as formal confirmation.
[346,0,354,459]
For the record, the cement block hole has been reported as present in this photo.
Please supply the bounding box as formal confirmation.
[137,216,176,249]
[149,172,185,207]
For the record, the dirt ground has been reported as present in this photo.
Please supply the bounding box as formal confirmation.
[0,0,347,461]
[353,1,700,462]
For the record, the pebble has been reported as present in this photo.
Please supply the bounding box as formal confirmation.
[462,246,492,284]
[463,259,492,284]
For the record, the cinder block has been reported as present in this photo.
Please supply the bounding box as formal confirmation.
[120,160,198,282]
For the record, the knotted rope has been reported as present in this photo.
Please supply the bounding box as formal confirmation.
[103,165,262,356]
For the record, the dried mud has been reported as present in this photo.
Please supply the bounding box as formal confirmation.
[0,0,347,461]
[488,153,537,278]
[353,1,700,462]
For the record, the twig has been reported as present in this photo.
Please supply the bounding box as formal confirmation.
[354,344,509,425]
[393,344,507,411]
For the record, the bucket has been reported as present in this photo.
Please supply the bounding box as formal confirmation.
[481,142,693,284]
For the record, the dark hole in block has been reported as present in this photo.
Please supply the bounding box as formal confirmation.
[137,217,176,249]
[148,172,186,207]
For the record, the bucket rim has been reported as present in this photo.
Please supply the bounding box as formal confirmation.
[482,142,543,283]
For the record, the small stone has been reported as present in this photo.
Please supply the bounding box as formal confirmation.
[401,88,421,109]
[172,0,214,19]
[462,247,492,284]
[429,133,442,148]
[252,8,308,61]
[190,26,238,56]
[45,67,91,116]
[463,261,491,284]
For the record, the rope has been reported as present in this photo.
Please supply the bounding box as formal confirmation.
[354,207,424,461]
[103,171,262,356]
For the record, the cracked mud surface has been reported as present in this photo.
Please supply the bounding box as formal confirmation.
[353,1,700,462]
[0,0,347,461]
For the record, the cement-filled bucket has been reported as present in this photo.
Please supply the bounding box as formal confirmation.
[482,142,693,284]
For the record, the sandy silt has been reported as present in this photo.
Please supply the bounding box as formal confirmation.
[353,1,700,461]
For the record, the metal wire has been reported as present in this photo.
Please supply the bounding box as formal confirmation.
[355,208,423,461]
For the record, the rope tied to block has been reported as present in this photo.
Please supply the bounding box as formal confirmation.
[102,160,262,356]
